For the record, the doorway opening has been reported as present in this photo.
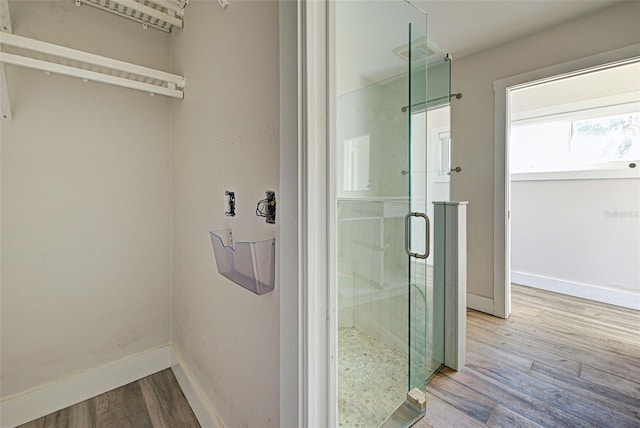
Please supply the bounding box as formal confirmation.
[506,59,640,311]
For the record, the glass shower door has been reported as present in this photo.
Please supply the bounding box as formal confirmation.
[407,20,429,398]
[336,1,444,426]
[408,22,453,395]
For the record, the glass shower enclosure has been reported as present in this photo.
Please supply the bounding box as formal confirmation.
[336,1,452,426]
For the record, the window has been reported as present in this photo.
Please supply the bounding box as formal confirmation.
[510,111,640,173]
[437,130,451,177]
[511,121,571,173]
[509,60,640,178]
[343,134,370,191]
[571,113,640,164]
[431,127,451,182]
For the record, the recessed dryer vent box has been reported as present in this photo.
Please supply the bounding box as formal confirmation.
[210,229,275,295]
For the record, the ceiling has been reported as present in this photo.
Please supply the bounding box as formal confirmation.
[336,0,623,94]
[411,0,623,60]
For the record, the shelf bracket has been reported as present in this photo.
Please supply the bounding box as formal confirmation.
[0,0,12,120]
[0,0,11,33]
[0,63,11,120]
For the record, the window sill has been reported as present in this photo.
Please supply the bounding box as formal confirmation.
[511,168,640,181]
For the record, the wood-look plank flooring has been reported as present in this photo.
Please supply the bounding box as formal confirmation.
[14,285,640,428]
[416,284,640,428]
[17,369,200,428]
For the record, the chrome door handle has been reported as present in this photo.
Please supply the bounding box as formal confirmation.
[405,212,430,259]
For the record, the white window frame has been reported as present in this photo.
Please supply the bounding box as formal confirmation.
[298,0,334,426]
[432,125,452,183]
[509,93,640,181]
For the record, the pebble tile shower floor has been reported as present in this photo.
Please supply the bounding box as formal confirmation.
[338,328,408,427]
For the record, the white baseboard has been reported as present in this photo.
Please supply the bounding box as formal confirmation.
[467,293,495,314]
[512,271,640,310]
[0,346,173,428]
[171,346,224,428]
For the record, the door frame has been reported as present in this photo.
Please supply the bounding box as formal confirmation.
[492,43,640,319]
[299,0,331,426]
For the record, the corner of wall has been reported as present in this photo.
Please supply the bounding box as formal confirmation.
[170,345,225,428]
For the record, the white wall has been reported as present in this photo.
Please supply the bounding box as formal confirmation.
[450,1,640,305]
[511,178,640,308]
[1,0,172,400]
[170,2,280,427]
